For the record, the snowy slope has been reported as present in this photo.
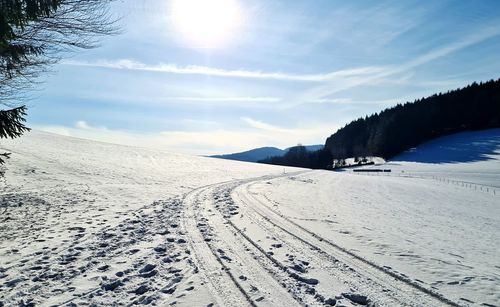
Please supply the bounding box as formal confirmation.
[0,131,295,306]
[246,129,500,306]
[388,128,500,187]
[0,130,498,306]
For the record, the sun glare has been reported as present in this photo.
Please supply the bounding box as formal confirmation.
[170,0,243,49]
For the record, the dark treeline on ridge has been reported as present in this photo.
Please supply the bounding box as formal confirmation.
[259,145,333,169]
[259,79,500,169]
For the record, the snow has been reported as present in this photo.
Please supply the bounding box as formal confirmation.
[382,128,500,187]
[0,131,291,306]
[0,129,499,306]
[247,129,500,306]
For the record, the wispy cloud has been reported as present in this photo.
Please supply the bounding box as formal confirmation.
[309,98,353,104]
[299,24,500,103]
[241,117,289,133]
[62,59,384,82]
[167,96,281,102]
[75,120,109,130]
[240,116,337,144]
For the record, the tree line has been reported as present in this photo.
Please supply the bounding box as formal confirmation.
[259,79,500,169]
[259,145,333,169]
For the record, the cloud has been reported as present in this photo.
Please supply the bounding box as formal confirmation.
[240,116,337,144]
[309,98,353,104]
[75,120,92,130]
[167,96,282,102]
[299,24,500,102]
[241,117,289,133]
[34,119,336,155]
[62,59,384,82]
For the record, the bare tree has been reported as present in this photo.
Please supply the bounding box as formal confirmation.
[0,0,119,165]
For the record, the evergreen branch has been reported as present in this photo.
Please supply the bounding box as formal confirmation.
[0,105,30,139]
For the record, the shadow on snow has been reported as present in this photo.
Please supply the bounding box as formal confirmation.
[392,128,500,164]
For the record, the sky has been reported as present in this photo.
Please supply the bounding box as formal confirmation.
[27,0,500,155]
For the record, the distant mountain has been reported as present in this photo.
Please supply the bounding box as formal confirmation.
[210,145,324,163]
[211,147,284,162]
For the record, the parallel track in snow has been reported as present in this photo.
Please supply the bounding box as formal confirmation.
[182,184,258,307]
[181,172,464,306]
[231,175,463,307]
[181,175,306,306]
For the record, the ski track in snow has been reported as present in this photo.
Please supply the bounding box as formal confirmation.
[243,172,500,307]
[1,130,499,306]
[2,172,464,307]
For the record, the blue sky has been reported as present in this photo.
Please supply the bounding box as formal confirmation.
[30,0,500,154]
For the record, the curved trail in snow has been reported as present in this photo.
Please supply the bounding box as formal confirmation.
[181,176,305,306]
[181,172,463,306]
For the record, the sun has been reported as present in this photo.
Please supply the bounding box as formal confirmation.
[170,0,243,49]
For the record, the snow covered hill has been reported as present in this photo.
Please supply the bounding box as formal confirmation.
[389,128,500,187]
[0,130,498,306]
[253,129,499,306]
[393,128,500,164]
[0,131,293,306]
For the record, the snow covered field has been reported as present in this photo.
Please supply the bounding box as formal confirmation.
[0,130,499,306]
